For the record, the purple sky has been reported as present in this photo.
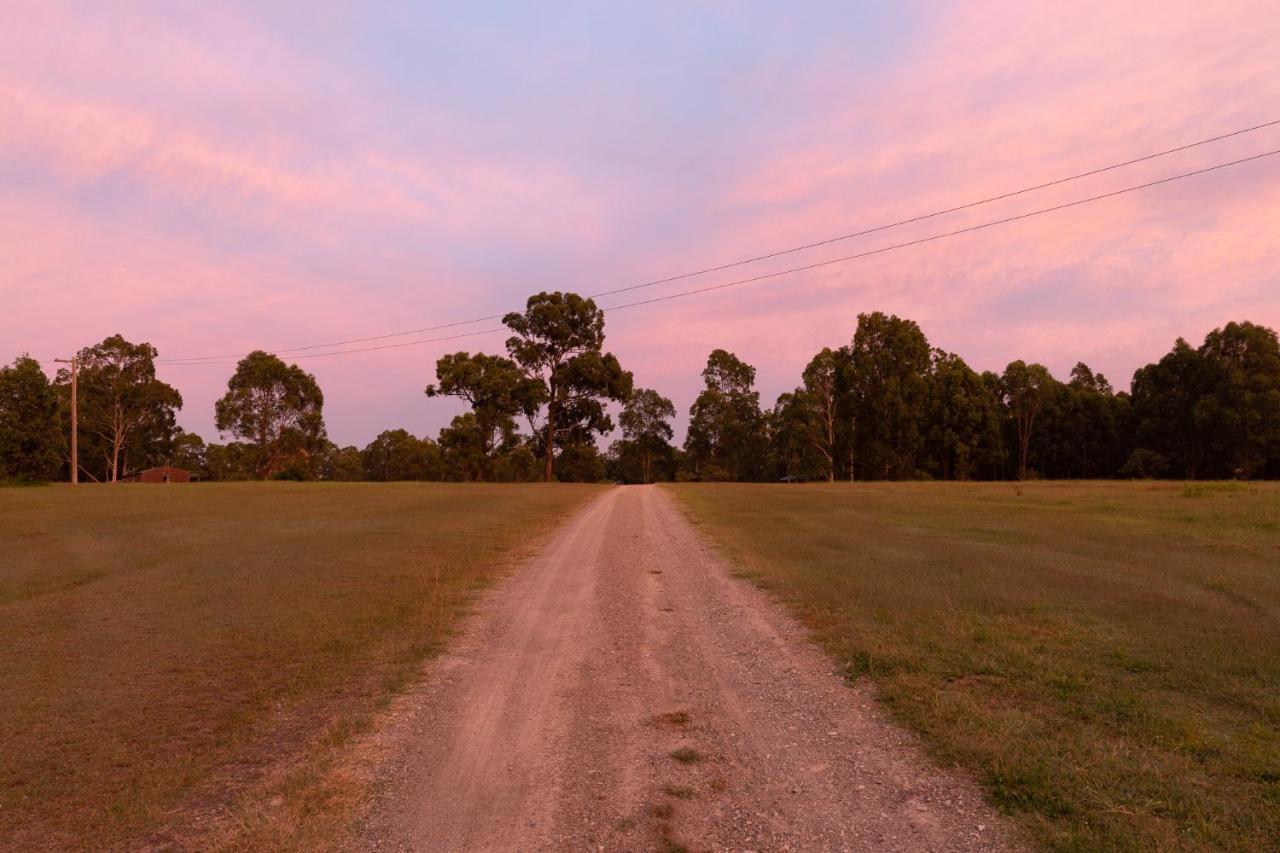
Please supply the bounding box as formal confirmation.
[3,2,1279,446]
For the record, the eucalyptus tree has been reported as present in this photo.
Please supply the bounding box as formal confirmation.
[58,335,181,482]
[684,349,767,481]
[361,429,442,481]
[214,351,325,479]
[619,387,676,484]
[1000,360,1057,480]
[844,312,931,479]
[503,292,631,482]
[425,351,545,476]
[801,347,843,481]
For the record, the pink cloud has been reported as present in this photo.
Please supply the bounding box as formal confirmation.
[2,0,1278,446]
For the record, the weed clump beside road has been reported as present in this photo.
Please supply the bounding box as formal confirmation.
[669,747,704,765]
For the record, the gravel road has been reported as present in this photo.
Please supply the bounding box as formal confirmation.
[364,485,1020,852]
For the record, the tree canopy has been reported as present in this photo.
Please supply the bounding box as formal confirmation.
[0,355,63,481]
[503,292,632,481]
[214,351,326,479]
[618,387,676,484]
[685,349,767,481]
[425,351,544,479]
[57,335,182,482]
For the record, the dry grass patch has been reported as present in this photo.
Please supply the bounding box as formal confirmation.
[669,481,1280,851]
[662,784,696,800]
[0,482,599,850]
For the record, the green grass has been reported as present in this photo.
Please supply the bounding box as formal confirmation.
[0,482,599,851]
[668,481,1280,852]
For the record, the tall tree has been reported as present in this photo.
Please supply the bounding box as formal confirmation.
[684,349,767,481]
[768,389,829,482]
[425,351,545,478]
[619,388,675,484]
[0,355,64,481]
[503,292,632,482]
[58,335,181,482]
[845,312,931,479]
[802,348,843,481]
[1130,338,1212,478]
[1000,360,1057,480]
[214,351,325,479]
[1196,321,1280,478]
[1060,362,1132,478]
[923,350,1001,480]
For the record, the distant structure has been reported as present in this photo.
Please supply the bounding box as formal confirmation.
[121,466,192,484]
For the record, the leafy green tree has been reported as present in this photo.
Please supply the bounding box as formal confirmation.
[214,351,325,479]
[0,355,64,481]
[320,443,366,482]
[1000,360,1057,480]
[1120,447,1171,479]
[801,348,843,481]
[552,437,608,482]
[1130,338,1213,478]
[425,352,545,469]
[684,349,767,481]
[845,312,931,479]
[1196,321,1280,478]
[923,350,1001,480]
[361,429,442,481]
[166,429,207,474]
[768,389,829,482]
[489,444,540,482]
[619,387,675,484]
[56,335,182,482]
[1062,363,1132,478]
[438,413,490,481]
[202,441,254,480]
[503,292,631,481]
[607,437,678,484]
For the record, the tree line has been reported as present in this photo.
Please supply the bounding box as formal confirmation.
[3,292,1278,483]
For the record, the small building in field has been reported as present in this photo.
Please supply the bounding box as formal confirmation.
[121,466,192,484]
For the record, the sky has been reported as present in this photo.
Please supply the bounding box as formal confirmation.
[2,1,1279,447]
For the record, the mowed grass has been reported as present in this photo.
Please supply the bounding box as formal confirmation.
[0,482,599,851]
[669,482,1280,851]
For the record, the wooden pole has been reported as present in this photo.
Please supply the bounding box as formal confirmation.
[54,356,78,485]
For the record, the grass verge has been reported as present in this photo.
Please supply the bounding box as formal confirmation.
[668,481,1279,851]
[0,482,599,850]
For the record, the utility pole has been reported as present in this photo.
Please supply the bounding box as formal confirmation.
[54,356,78,485]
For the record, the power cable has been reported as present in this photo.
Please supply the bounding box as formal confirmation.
[153,118,1280,364]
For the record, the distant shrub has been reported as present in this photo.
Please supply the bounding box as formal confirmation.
[1120,448,1170,479]
[0,476,51,487]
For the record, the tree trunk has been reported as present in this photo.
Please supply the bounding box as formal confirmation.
[543,400,556,483]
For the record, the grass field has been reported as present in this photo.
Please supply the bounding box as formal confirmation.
[0,482,599,851]
[670,482,1280,852]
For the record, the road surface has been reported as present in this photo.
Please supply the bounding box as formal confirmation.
[365,486,1018,852]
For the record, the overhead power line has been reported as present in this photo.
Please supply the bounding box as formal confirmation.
[154,117,1280,365]
[599,147,1280,313]
[155,145,1280,365]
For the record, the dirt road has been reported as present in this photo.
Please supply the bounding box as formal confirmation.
[365,486,1019,852]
